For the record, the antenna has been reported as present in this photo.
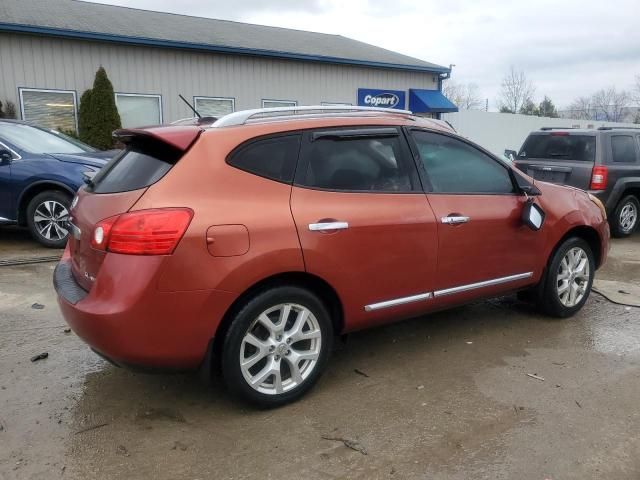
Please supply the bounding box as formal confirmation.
[178,94,201,118]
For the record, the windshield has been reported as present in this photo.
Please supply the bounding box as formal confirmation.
[518,134,596,162]
[0,123,94,154]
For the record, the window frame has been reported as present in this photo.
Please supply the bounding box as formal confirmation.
[225,131,303,185]
[18,87,78,132]
[294,126,422,194]
[262,99,297,109]
[610,134,639,164]
[405,127,519,195]
[114,92,163,126]
[193,96,235,117]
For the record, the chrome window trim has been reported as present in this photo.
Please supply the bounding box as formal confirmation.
[0,140,21,160]
[433,272,533,298]
[364,292,432,312]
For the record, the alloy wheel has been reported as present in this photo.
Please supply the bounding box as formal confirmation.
[239,303,322,395]
[556,247,590,307]
[619,202,637,233]
[33,200,69,241]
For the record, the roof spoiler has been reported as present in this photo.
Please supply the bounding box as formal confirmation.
[113,125,202,151]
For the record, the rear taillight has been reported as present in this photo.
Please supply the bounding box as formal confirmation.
[91,208,193,255]
[590,165,608,190]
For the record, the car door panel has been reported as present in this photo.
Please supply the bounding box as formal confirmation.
[290,128,438,332]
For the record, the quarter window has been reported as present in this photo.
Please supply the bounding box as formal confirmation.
[611,135,637,163]
[19,88,77,132]
[411,130,514,194]
[301,133,414,192]
[228,135,301,183]
[115,93,162,128]
[194,97,234,117]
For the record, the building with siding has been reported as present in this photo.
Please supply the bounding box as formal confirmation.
[0,0,457,131]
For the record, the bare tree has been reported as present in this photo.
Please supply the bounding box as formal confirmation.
[497,66,536,113]
[566,96,593,120]
[592,87,631,122]
[633,75,640,104]
[442,81,483,110]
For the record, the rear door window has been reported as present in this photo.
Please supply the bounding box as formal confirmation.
[227,134,300,183]
[518,134,596,162]
[611,135,637,163]
[299,129,415,192]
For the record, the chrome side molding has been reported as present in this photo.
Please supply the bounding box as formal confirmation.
[308,222,349,232]
[364,292,432,312]
[364,272,533,311]
[433,272,533,297]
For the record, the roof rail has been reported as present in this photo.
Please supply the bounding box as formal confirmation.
[540,126,578,131]
[212,105,413,128]
[597,126,640,130]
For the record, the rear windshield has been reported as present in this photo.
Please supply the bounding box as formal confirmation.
[518,134,596,162]
[90,140,181,194]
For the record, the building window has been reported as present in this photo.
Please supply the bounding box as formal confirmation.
[194,97,234,118]
[321,102,353,106]
[262,99,297,109]
[19,88,78,132]
[115,93,162,128]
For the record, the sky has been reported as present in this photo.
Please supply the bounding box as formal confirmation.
[87,0,640,110]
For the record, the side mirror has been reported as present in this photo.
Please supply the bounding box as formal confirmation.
[522,201,545,231]
[504,149,517,161]
[0,149,13,165]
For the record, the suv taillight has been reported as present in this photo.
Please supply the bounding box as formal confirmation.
[590,165,608,190]
[91,208,193,255]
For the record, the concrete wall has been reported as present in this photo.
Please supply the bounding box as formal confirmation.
[443,110,639,157]
[0,32,439,124]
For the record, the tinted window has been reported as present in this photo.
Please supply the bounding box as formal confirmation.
[611,135,637,163]
[228,135,300,183]
[302,134,413,192]
[91,140,181,194]
[411,131,514,194]
[0,122,93,154]
[518,134,596,162]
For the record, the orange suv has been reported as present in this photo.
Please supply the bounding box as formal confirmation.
[54,106,609,406]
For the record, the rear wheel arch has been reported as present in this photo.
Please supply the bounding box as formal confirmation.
[17,181,75,225]
[210,271,344,368]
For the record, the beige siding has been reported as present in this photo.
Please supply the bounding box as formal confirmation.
[0,32,439,123]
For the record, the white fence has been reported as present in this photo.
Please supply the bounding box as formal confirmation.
[442,110,638,157]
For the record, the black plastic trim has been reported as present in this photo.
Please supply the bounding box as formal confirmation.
[53,261,88,305]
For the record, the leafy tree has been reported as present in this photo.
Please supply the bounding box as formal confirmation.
[78,67,121,149]
[538,96,558,118]
[498,66,535,114]
[499,106,515,114]
[519,99,540,116]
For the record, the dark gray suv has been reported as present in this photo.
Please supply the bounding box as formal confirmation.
[515,127,640,237]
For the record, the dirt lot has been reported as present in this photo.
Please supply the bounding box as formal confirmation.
[1,226,639,480]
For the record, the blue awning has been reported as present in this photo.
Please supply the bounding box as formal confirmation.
[409,89,458,113]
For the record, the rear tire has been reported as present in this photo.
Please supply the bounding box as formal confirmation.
[538,237,595,318]
[610,195,639,238]
[26,190,72,248]
[221,286,333,408]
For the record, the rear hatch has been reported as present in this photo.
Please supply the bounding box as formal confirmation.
[68,126,201,291]
[514,131,596,190]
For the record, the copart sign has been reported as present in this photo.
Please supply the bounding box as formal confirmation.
[357,89,406,110]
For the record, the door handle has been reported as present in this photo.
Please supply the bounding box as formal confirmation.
[308,221,349,232]
[441,215,470,225]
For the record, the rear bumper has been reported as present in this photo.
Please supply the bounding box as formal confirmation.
[53,255,236,370]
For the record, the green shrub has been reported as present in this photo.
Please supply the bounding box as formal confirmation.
[78,67,121,149]
[0,100,17,119]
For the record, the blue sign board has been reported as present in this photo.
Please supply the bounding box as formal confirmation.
[357,88,406,110]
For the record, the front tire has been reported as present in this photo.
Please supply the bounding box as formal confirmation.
[539,237,595,318]
[221,286,333,407]
[611,195,639,238]
[26,190,72,248]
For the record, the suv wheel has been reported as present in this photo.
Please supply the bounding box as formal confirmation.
[611,195,639,238]
[221,286,333,407]
[539,237,595,318]
[26,190,72,248]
